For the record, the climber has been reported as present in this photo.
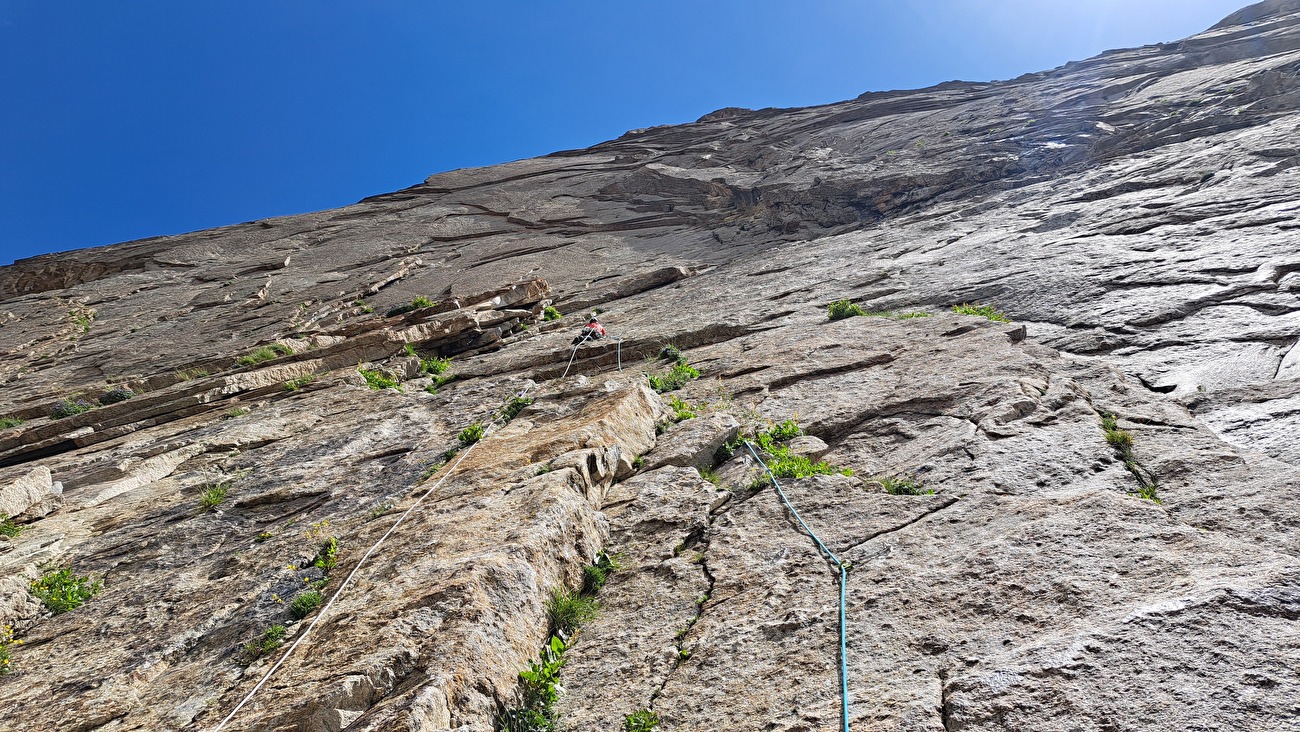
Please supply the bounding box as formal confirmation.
[573,314,607,344]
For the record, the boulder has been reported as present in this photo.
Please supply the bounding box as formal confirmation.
[643,413,740,471]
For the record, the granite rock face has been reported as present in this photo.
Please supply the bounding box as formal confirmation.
[3,2,1300,731]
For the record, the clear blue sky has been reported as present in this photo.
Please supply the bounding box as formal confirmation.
[0,0,1251,265]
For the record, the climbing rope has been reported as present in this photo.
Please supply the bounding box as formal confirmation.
[560,333,594,379]
[212,385,534,731]
[743,440,851,732]
[560,332,623,379]
[219,320,627,728]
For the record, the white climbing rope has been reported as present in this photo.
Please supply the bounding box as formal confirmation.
[560,332,623,380]
[212,386,532,731]
[217,321,626,728]
[560,332,595,379]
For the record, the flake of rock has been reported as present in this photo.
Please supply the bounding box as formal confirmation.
[643,413,740,471]
[0,465,61,520]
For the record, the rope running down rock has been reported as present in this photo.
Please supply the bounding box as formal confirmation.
[743,440,852,732]
[560,332,623,380]
[219,327,618,729]
[212,385,535,731]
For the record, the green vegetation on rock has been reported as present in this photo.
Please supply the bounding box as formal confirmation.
[0,516,22,538]
[359,367,401,390]
[1101,412,1160,503]
[624,709,661,732]
[827,299,867,320]
[236,343,293,367]
[875,474,933,495]
[290,590,323,619]
[243,624,286,660]
[751,420,853,482]
[952,303,1010,322]
[458,424,485,445]
[648,359,699,393]
[50,399,96,419]
[30,568,102,614]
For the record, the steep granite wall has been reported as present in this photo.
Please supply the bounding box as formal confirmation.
[1,2,1299,730]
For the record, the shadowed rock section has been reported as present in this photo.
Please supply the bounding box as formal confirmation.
[2,2,1300,731]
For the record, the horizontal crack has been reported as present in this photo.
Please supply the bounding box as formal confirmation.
[842,497,960,555]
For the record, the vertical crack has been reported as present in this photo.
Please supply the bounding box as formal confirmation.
[645,484,735,710]
[938,668,954,732]
[649,554,716,709]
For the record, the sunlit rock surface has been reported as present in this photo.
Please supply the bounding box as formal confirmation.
[2,2,1300,730]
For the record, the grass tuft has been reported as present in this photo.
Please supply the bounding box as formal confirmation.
[952,303,1010,322]
[387,296,436,317]
[289,590,323,619]
[0,516,22,538]
[875,475,934,495]
[200,483,229,510]
[648,360,700,393]
[1100,412,1160,503]
[282,375,314,392]
[548,589,599,636]
[581,551,621,594]
[236,344,293,367]
[359,367,401,390]
[827,299,867,320]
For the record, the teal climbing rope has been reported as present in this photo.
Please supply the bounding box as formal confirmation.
[744,440,851,732]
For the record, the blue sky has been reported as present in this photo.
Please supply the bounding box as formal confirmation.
[0,0,1252,265]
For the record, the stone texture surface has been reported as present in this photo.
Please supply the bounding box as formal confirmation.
[0,465,61,520]
[1,2,1300,731]
[642,412,740,470]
